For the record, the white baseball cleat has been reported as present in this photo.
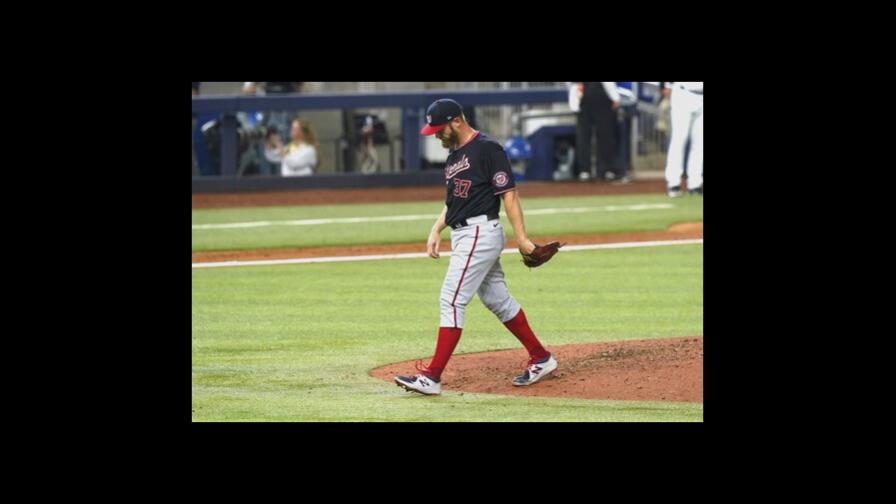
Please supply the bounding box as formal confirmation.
[395,374,442,395]
[512,353,558,386]
[667,185,683,198]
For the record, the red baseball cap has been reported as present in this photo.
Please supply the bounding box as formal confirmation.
[420,98,463,135]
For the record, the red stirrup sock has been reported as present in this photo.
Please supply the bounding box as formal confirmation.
[426,327,462,381]
[503,308,549,360]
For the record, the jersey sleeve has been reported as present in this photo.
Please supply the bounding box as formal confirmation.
[486,143,516,195]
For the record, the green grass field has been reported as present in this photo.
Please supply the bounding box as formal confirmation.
[191,193,704,252]
[192,190,703,421]
[192,246,703,421]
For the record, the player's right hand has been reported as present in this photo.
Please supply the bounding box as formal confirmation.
[427,232,441,259]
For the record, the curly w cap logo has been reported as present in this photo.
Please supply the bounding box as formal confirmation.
[426,115,432,124]
[493,171,509,187]
[445,155,471,179]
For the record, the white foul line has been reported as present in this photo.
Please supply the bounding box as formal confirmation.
[191,203,675,230]
[192,239,703,269]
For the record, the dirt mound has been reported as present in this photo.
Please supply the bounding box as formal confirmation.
[370,336,702,403]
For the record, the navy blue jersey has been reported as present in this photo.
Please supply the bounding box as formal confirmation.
[443,132,516,227]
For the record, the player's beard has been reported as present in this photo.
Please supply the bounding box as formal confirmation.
[438,126,459,149]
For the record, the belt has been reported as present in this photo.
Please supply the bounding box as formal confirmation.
[451,212,499,230]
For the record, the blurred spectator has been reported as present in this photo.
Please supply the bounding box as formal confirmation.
[574,82,622,182]
[265,118,319,177]
[237,83,276,176]
[354,114,392,174]
[260,82,304,150]
[242,82,263,97]
[663,82,703,197]
[192,82,200,176]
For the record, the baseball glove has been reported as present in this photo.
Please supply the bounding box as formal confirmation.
[520,241,565,268]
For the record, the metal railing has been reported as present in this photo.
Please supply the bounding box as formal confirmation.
[630,84,671,172]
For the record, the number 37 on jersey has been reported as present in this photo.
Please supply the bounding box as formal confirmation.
[452,179,472,198]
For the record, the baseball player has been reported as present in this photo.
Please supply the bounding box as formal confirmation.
[394,98,561,396]
[663,82,703,197]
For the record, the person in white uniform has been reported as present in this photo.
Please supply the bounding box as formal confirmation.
[663,82,703,197]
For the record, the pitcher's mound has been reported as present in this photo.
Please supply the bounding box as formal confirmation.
[371,336,702,403]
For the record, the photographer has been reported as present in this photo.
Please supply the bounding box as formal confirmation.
[237,83,275,175]
[264,118,319,177]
